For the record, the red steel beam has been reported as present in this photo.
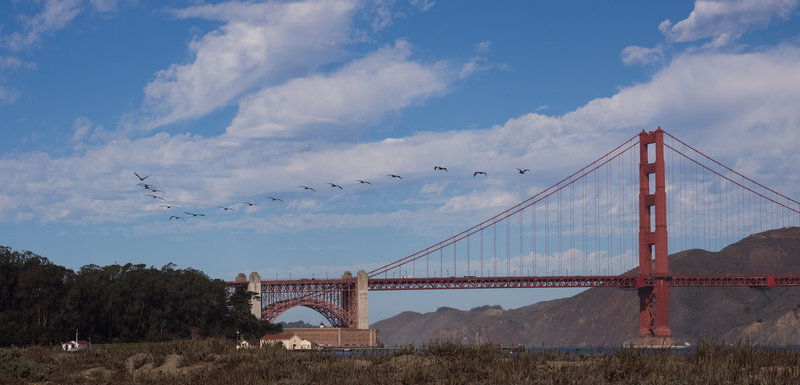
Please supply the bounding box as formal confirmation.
[225,275,800,291]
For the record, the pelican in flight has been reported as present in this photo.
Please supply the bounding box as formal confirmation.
[242,202,260,207]
[356,179,372,185]
[387,174,403,180]
[434,166,448,171]
[184,212,205,217]
[473,171,487,177]
[300,185,316,192]
[266,196,284,202]
[219,206,236,211]
[169,216,184,221]
[160,204,177,209]
[327,183,343,190]
[134,171,150,181]
[517,168,530,174]
[145,194,165,200]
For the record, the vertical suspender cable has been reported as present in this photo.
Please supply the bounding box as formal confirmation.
[454,240,457,277]
[558,189,562,275]
[692,153,698,250]
[595,171,599,275]
[583,172,587,275]
[571,180,575,275]
[545,196,550,275]
[619,153,624,274]
[607,157,611,275]
[714,157,720,252]
[519,211,523,276]
[507,217,510,276]
[494,223,498,276]
[633,147,637,265]
[532,206,536,276]
[681,147,686,252]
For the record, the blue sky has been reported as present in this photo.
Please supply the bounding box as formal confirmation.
[2,0,800,325]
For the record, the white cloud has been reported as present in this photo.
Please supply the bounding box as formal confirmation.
[89,0,118,13]
[439,190,522,213]
[0,56,36,70]
[474,41,491,53]
[0,56,37,103]
[71,116,106,143]
[409,0,435,12]
[4,0,83,50]
[1,45,799,235]
[622,0,799,65]
[459,56,489,79]
[0,86,20,103]
[661,0,799,47]
[365,0,435,32]
[138,0,358,130]
[225,39,448,138]
[621,44,664,66]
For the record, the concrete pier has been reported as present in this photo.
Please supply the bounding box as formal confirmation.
[356,270,369,329]
[247,272,262,319]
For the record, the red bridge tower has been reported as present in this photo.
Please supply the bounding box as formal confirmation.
[638,127,672,345]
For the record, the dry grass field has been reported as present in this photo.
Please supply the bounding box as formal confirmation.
[2,339,799,384]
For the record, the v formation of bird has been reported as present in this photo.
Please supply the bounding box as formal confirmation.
[134,166,531,222]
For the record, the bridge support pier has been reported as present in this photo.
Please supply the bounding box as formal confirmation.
[637,128,673,346]
[248,272,262,319]
[356,270,369,329]
[341,270,369,328]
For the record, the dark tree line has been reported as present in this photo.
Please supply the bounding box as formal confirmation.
[0,246,279,346]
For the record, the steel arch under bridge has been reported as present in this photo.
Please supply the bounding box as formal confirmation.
[261,279,358,328]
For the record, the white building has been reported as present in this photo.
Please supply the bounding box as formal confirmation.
[236,340,259,350]
[260,333,314,350]
[61,340,91,351]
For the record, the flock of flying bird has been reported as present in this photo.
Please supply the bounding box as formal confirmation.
[133,167,532,222]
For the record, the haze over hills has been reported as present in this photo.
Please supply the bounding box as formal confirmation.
[372,227,800,346]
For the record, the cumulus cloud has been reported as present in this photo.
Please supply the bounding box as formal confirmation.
[138,0,358,130]
[4,0,83,50]
[225,39,448,138]
[2,44,800,235]
[660,0,799,47]
[622,0,799,65]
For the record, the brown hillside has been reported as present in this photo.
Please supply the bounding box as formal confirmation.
[373,227,800,346]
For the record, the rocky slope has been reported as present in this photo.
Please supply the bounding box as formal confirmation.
[373,227,800,346]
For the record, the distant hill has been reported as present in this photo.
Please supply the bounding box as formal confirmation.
[373,227,800,346]
[279,320,319,329]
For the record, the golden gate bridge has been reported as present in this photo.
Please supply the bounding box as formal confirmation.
[226,128,800,344]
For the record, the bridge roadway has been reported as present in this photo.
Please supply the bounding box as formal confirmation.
[226,274,800,291]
